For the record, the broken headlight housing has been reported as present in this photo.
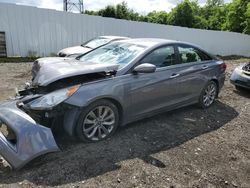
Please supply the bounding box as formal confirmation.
[27,85,80,110]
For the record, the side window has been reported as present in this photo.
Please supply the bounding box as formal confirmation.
[178,46,203,64]
[140,46,177,68]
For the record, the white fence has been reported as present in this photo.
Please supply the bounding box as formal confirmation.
[0,3,250,57]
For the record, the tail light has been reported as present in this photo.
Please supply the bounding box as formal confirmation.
[221,62,227,72]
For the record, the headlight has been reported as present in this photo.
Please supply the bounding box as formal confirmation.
[27,85,80,110]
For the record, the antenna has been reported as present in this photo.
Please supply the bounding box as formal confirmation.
[63,0,84,13]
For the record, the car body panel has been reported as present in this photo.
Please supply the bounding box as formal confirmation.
[0,100,59,169]
[57,46,91,57]
[32,61,119,86]
[35,57,72,65]
[230,63,250,89]
[0,38,226,169]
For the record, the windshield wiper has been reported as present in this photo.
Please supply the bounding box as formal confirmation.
[83,45,92,49]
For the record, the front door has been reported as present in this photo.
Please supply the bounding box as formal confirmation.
[126,45,182,119]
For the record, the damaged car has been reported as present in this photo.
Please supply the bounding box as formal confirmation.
[57,35,129,57]
[0,38,226,169]
[32,36,130,78]
[230,62,250,90]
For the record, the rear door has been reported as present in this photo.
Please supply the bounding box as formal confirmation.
[171,44,216,104]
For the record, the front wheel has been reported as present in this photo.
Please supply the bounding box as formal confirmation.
[76,99,119,142]
[198,81,218,108]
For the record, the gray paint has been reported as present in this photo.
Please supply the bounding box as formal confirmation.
[32,60,119,86]
[63,39,226,128]
[0,39,226,169]
[0,101,59,169]
[0,3,250,57]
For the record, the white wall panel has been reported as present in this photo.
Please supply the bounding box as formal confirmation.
[0,3,250,57]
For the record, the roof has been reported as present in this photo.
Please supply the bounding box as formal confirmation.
[100,36,130,40]
[118,38,178,48]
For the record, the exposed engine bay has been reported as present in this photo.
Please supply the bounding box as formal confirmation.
[18,71,115,96]
[242,62,250,75]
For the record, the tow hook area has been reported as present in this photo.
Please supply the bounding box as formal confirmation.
[0,101,60,169]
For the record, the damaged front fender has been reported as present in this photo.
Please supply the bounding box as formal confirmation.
[0,100,60,169]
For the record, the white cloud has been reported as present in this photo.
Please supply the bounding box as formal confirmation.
[38,0,62,11]
[84,0,175,15]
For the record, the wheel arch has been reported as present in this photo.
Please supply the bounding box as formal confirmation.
[81,96,124,127]
[210,78,219,97]
[101,97,124,125]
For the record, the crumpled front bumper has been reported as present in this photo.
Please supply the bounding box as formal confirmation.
[0,100,60,169]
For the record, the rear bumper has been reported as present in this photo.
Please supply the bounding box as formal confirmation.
[230,67,250,89]
[0,100,59,169]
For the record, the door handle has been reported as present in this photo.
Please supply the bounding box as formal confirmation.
[202,65,209,69]
[170,73,180,78]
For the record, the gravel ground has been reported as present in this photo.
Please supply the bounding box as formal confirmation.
[0,59,249,188]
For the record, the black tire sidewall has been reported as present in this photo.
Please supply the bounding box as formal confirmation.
[199,81,218,109]
[76,99,119,142]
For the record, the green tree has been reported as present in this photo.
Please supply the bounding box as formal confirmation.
[208,5,228,30]
[207,0,224,6]
[115,1,129,19]
[99,5,116,18]
[223,0,248,33]
[146,11,168,24]
[243,2,250,34]
[128,10,140,21]
[168,0,195,28]
[83,0,250,35]
[193,16,208,29]
[84,10,98,16]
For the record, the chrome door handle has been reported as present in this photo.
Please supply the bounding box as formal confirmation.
[202,65,209,69]
[170,73,180,78]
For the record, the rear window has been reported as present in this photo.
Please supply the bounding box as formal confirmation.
[178,45,212,64]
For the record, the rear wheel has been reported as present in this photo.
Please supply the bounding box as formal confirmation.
[235,85,245,91]
[76,99,119,142]
[198,81,218,108]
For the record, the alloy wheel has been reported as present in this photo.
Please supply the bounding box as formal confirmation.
[82,106,115,141]
[202,82,217,107]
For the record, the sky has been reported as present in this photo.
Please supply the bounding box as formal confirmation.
[0,0,232,14]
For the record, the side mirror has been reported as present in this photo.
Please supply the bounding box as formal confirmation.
[133,63,156,74]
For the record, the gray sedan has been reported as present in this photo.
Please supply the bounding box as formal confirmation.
[0,38,226,169]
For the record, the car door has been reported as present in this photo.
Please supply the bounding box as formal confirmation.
[170,44,216,104]
[126,45,183,119]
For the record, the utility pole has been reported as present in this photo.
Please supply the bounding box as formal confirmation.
[63,0,84,13]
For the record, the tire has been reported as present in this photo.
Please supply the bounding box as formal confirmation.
[198,81,218,109]
[76,99,119,142]
[235,85,245,91]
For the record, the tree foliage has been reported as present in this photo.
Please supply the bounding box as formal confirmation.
[84,0,250,35]
[168,0,195,28]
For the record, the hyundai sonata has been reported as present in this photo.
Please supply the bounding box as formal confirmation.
[0,38,226,169]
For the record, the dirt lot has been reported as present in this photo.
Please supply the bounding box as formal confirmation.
[0,59,249,188]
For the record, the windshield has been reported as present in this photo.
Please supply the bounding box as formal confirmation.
[81,37,112,49]
[79,42,146,69]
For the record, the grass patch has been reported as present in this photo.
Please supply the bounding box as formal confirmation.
[0,57,39,63]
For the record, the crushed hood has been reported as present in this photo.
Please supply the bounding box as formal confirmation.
[57,46,91,56]
[32,57,73,79]
[36,57,72,65]
[32,60,119,86]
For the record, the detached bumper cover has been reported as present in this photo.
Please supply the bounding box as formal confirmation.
[0,100,59,169]
[230,65,250,89]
